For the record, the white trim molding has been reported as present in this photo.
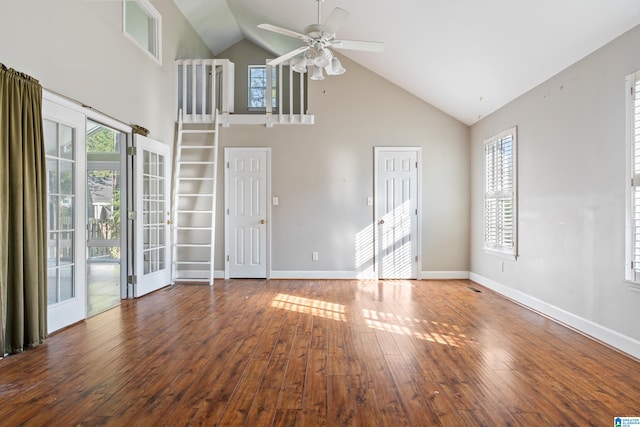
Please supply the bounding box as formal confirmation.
[470,273,640,360]
[421,271,470,280]
[270,271,361,280]
[235,270,471,280]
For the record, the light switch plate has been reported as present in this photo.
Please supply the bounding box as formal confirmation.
[272,197,279,206]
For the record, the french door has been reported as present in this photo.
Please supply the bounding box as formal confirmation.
[132,135,172,297]
[44,99,87,333]
[225,148,270,279]
[374,148,420,279]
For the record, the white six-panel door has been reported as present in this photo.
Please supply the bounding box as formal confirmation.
[375,148,420,279]
[225,148,269,279]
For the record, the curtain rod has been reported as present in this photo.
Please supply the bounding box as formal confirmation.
[43,87,145,134]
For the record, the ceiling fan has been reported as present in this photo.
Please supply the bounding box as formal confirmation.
[257,0,384,80]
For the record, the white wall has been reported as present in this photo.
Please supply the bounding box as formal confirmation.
[470,24,640,356]
[0,0,212,145]
[218,42,470,277]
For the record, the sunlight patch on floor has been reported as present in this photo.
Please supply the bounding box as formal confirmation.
[362,309,467,347]
[271,293,346,321]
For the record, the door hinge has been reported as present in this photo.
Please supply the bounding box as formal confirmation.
[127,146,137,156]
[127,211,136,220]
[226,162,230,168]
[415,209,418,215]
[128,275,137,284]
[415,161,418,168]
[632,86,635,96]
[227,208,229,215]
[226,255,230,261]
[415,255,418,262]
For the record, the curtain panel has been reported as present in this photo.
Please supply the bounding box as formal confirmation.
[0,63,48,356]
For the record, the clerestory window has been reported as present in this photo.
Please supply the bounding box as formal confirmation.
[123,0,162,64]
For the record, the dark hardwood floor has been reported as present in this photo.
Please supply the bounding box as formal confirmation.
[1,279,639,426]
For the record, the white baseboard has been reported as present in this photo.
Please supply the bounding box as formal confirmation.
[172,270,225,281]
[421,271,470,279]
[470,273,640,360]
[270,271,471,280]
[269,271,361,280]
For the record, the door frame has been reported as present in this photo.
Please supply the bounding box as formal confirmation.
[224,147,272,279]
[373,147,422,280]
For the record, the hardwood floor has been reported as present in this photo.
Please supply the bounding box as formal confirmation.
[1,279,639,426]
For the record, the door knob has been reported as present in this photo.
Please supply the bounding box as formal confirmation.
[379,219,385,225]
[260,219,266,224]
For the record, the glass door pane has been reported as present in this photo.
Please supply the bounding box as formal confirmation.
[87,167,121,317]
[45,119,77,305]
[86,120,124,317]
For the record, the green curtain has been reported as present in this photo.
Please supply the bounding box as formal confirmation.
[0,63,48,355]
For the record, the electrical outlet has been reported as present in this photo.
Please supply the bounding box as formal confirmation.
[312,251,319,261]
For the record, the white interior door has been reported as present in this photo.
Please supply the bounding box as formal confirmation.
[43,98,87,333]
[375,148,420,279]
[133,135,171,297]
[225,148,269,279]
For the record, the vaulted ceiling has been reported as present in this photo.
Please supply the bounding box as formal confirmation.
[173,0,640,125]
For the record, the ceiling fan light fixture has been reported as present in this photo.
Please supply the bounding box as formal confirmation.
[313,48,330,68]
[258,1,383,81]
[328,57,345,75]
[292,57,308,73]
[310,65,325,81]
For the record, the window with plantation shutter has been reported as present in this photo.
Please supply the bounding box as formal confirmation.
[625,72,640,282]
[484,127,517,259]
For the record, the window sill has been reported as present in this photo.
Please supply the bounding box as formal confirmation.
[483,247,517,261]
[622,280,640,292]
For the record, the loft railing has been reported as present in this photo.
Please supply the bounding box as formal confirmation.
[262,60,313,127]
[175,58,313,127]
[176,59,234,124]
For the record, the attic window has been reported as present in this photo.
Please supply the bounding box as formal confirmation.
[123,0,162,64]
[248,65,277,111]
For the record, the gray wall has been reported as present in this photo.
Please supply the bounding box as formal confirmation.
[470,24,640,348]
[217,46,470,276]
[0,0,212,145]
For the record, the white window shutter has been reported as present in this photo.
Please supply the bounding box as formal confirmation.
[484,128,517,258]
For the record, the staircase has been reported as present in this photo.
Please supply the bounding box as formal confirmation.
[171,109,219,284]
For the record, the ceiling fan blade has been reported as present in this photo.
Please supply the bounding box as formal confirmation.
[332,39,385,53]
[267,46,309,67]
[323,7,350,35]
[258,23,311,42]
